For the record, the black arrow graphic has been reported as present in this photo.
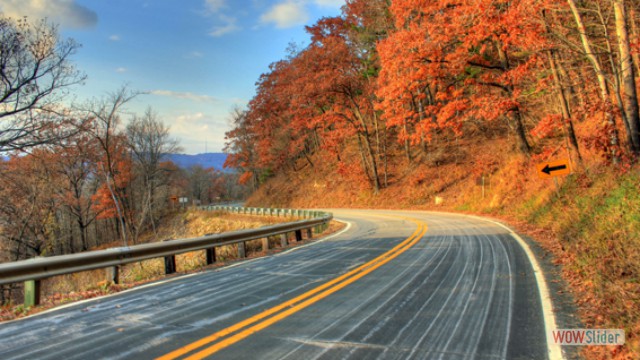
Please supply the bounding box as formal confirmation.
[542,164,567,175]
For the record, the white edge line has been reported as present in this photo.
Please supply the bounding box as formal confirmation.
[374,209,564,360]
[7,220,354,323]
[469,215,565,360]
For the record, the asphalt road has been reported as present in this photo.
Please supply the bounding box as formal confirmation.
[0,210,559,359]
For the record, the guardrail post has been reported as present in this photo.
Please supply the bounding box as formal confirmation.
[262,237,269,251]
[238,242,246,258]
[24,279,41,307]
[295,230,302,242]
[206,248,216,265]
[106,266,120,284]
[280,233,288,247]
[165,254,176,275]
[164,238,176,275]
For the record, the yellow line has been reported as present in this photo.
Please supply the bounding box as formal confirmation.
[157,218,427,360]
[185,224,427,359]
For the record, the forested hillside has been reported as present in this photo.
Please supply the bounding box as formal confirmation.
[223,1,640,358]
[226,0,640,190]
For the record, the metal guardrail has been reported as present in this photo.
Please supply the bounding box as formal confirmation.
[203,206,324,218]
[0,207,332,306]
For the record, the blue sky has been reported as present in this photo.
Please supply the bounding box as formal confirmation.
[0,0,345,154]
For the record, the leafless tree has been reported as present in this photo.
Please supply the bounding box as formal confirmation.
[0,16,85,152]
[126,108,181,241]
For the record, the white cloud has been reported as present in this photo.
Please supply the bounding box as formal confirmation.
[109,35,121,41]
[0,0,97,29]
[176,112,206,127]
[201,1,240,37]
[209,15,240,37]
[151,90,218,103]
[174,113,205,138]
[115,67,127,73]
[172,112,223,153]
[260,1,309,29]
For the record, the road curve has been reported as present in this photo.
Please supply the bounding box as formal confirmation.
[0,210,559,359]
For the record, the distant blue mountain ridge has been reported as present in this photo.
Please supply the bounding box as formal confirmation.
[3,153,230,171]
[165,153,228,170]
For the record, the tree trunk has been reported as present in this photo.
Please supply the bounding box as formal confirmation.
[596,1,636,152]
[415,90,429,157]
[402,118,412,162]
[382,124,388,188]
[511,107,531,154]
[567,0,621,162]
[78,219,88,251]
[351,103,381,192]
[613,0,640,154]
[355,132,373,184]
[101,165,128,247]
[549,50,582,162]
[628,7,640,75]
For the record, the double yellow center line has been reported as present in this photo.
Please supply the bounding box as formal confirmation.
[157,217,427,360]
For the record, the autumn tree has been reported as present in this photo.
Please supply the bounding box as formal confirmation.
[304,17,385,191]
[49,132,102,251]
[224,107,260,189]
[79,88,137,246]
[0,152,60,260]
[225,0,392,192]
[382,0,556,156]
